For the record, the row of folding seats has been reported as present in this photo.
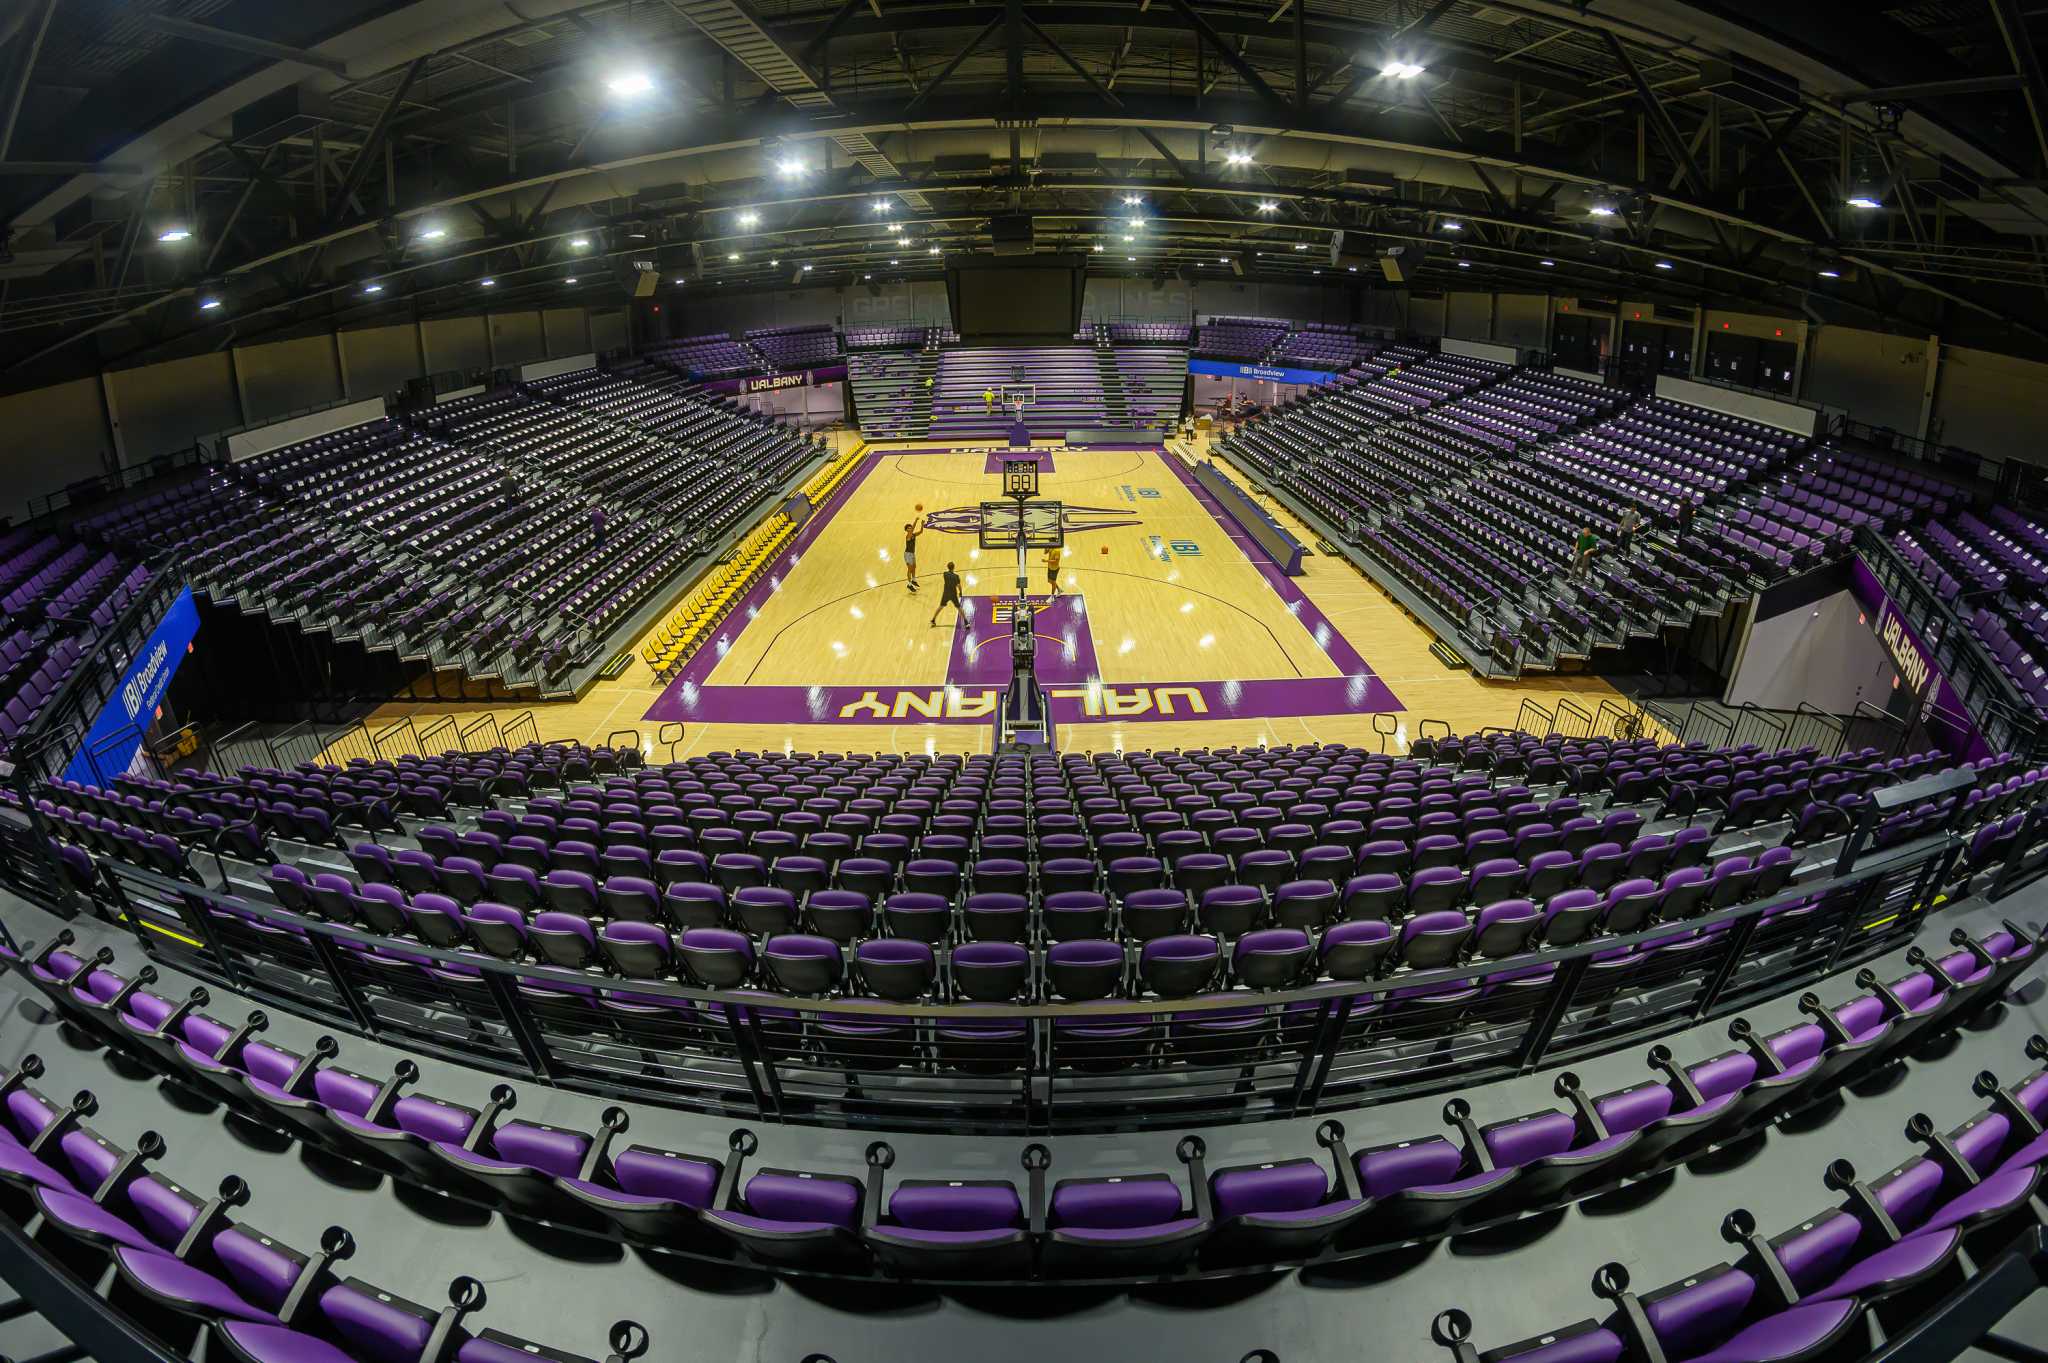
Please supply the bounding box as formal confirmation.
[9,922,2030,1284]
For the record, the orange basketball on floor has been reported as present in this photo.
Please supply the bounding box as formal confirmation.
[915,503,924,512]
[1100,545,1109,555]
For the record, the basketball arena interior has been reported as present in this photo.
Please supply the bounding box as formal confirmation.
[6,3,2048,1361]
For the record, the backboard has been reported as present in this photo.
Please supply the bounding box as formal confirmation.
[979,500,1066,550]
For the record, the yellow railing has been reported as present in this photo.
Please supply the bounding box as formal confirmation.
[640,444,866,680]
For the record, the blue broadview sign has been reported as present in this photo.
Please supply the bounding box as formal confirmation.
[64,587,201,783]
[1186,358,1339,386]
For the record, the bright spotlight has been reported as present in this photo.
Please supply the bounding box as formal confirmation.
[1818,268,1841,278]
[363,282,384,294]
[727,252,740,261]
[1440,220,1463,232]
[1380,60,1426,78]
[480,277,496,287]
[1653,260,1674,270]
[1540,259,1555,266]
[606,71,655,99]
[873,198,891,214]
[1092,244,1104,252]
[1294,243,1308,251]
[416,226,447,242]
[1457,261,1471,268]
[776,155,807,178]
[770,258,780,266]
[1845,195,1882,209]
[1588,203,1618,218]
[1224,148,1252,166]
[928,246,940,255]
[565,276,578,284]
[198,296,222,310]
[1123,194,1143,206]
[737,211,759,228]
[569,236,590,248]
[1255,200,1279,213]
[157,226,193,243]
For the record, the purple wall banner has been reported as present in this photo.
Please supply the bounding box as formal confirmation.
[1846,556,1989,761]
[698,364,849,396]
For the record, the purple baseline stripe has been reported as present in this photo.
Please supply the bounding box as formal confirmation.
[983,449,1056,476]
[643,674,1401,726]
[945,594,1099,686]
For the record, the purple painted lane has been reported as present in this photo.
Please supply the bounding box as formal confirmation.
[945,595,1099,686]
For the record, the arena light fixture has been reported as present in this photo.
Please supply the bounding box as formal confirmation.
[1380,60,1426,78]
[1123,194,1143,206]
[1457,261,1471,268]
[1126,255,1136,261]
[565,276,578,284]
[416,225,447,242]
[1588,202,1618,218]
[673,277,686,284]
[775,154,807,178]
[157,226,193,243]
[569,236,590,248]
[890,258,899,265]
[1540,259,1555,266]
[803,263,813,271]
[1654,259,1674,270]
[864,273,873,280]
[198,296,222,310]
[770,257,780,265]
[362,282,384,294]
[727,251,739,261]
[928,246,941,255]
[1845,194,1882,209]
[873,198,891,214]
[480,277,496,287]
[1817,267,1841,278]
[1092,243,1104,252]
[737,211,759,228]
[1224,147,1253,166]
[1255,200,1279,213]
[1440,220,1463,232]
[606,70,655,100]
[1121,234,1134,243]
[1294,242,1308,251]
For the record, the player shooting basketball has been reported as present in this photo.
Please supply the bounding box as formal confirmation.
[903,513,924,593]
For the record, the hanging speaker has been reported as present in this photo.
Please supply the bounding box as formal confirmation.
[633,271,659,298]
[1329,229,1373,271]
[1379,251,1407,284]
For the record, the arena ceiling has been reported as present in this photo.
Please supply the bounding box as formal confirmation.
[1,0,2047,383]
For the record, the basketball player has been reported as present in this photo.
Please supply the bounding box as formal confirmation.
[1044,543,1063,598]
[903,518,923,593]
[931,562,963,626]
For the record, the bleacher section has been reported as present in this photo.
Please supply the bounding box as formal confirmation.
[850,345,1187,441]
[646,332,757,380]
[0,529,157,759]
[1219,360,1855,673]
[1195,316,1290,361]
[848,350,937,438]
[1271,322,1375,370]
[748,323,840,370]
[84,370,822,696]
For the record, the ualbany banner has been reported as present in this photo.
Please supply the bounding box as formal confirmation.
[700,365,849,396]
[63,587,201,783]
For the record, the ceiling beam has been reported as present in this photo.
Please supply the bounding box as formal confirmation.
[0,0,58,163]
[1990,0,2048,175]
[1601,30,1708,198]
[135,14,350,78]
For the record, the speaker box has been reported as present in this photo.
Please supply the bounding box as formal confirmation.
[1379,252,1406,284]
[1328,229,1373,272]
[989,214,1034,256]
[633,270,658,298]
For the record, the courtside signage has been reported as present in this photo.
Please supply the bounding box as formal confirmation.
[63,587,201,783]
[1187,359,1338,386]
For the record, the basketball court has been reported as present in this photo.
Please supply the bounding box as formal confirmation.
[625,435,1627,754]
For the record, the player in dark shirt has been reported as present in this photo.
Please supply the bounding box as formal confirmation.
[931,562,963,626]
[903,519,922,593]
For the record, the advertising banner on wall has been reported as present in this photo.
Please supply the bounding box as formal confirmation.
[62,587,201,784]
[1846,557,1988,760]
[1186,358,1339,386]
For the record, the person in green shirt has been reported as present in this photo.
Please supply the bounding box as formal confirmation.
[1572,526,1598,580]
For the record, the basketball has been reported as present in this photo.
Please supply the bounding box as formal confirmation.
[1100,544,1108,555]
[915,504,923,512]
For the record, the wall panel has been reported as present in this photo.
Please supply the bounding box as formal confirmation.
[338,323,423,398]
[235,333,341,425]
[0,378,114,519]
[1931,345,2048,464]
[420,315,490,375]
[1495,294,1549,350]
[1407,295,1446,337]
[104,352,240,465]
[1801,326,1926,433]
[1445,291,1492,340]
[543,308,590,356]
[589,308,630,353]
[489,311,546,367]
